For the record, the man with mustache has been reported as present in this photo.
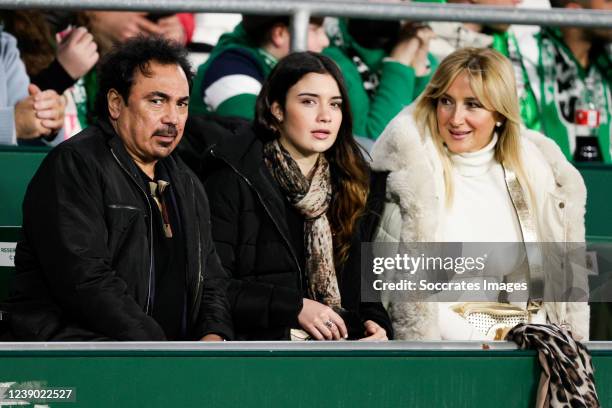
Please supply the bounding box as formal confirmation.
[1,36,233,342]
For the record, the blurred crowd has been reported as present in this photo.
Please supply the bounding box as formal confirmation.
[1,1,610,161]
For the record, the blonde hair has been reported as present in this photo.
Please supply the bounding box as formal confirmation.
[414,47,530,207]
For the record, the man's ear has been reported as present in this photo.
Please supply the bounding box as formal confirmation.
[107,89,124,120]
[269,24,290,49]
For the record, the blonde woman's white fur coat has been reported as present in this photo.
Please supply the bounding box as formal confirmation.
[371,105,590,340]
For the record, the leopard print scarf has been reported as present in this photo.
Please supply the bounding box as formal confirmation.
[263,139,341,308]
[507,324,600,408]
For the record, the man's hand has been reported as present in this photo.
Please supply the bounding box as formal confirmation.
[412,25,435,76]
[389,36,421,67]
[14,84,65,140]
[56,26,100,79]
[389,22,435,72]
[157,15,186,45]
[200,334,225,341]
[14,87,46,140]
[33,87,66,134]
[358,320,388,341]
[86,11,163,45]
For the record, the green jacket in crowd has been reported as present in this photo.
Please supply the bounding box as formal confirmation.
[323,20,438,140]
[521,28,611,163]
[190,23,277,120]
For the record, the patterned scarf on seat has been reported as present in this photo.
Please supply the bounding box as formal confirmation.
[506,323,600,408]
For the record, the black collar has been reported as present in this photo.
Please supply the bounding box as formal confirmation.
[210,124,265,179]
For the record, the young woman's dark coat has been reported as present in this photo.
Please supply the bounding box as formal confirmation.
[203,126,392,340]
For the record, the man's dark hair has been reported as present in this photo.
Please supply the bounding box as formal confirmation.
[347,18,402,52]
[241,15,325,47]
[95,35,193,120]
[242,15,290,46]
[549,0,589,7]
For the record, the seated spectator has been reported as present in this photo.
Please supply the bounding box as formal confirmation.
[1,10,98,141]
[370,48,588,340]
[323,3,437,140]
[428,0,541,130]
[203,52,392,341]
[0,29,65,145]
[0,36,233,341]
[521,0,611,162]
[190,15,329,119]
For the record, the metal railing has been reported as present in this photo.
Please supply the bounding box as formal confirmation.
[1,0,611,51]
[1,341,611,351]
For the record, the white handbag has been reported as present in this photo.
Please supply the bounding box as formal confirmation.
[450,301,541,340]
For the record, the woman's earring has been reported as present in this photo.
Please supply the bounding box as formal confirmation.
[495,121,503,128]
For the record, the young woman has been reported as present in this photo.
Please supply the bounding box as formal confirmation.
[370,47,589,341]
[204,52,392,341]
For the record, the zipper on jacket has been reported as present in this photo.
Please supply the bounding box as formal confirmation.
[110,149,155,315]
[107,204,140,211]
[189,177,204,327]
[210,149,305,292]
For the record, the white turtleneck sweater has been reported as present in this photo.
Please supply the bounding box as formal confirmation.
[440,134,523,243]
[436,135,544,340]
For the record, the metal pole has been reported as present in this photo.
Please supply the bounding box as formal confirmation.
[1,0,611,28]
[290,9,311,53]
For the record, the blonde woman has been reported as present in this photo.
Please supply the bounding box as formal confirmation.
[370,47,589,341]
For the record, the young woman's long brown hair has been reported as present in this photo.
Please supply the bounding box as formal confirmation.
[255,51,370,266]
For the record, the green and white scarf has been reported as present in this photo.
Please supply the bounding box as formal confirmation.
[494,31,541,132]
[537,28,611,163]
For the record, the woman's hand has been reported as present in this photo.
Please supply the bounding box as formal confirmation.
[298,298,348,340]
[358,320,388,341]
[200,334,225,341]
